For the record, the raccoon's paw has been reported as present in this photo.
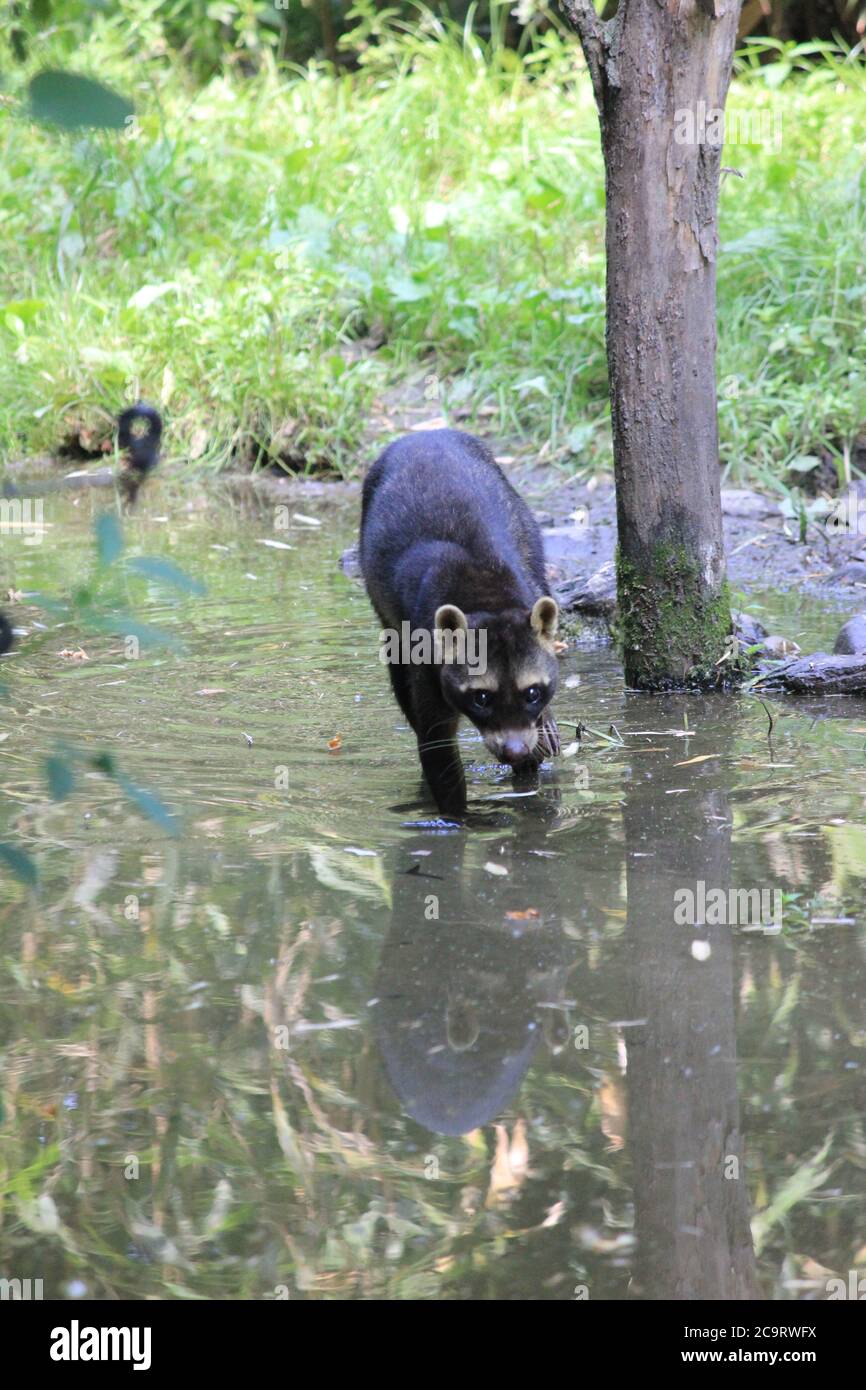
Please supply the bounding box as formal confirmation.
[536,714,561,761]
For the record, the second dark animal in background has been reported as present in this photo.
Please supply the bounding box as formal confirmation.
[0,612,14,656]
[360,429,561,817]
[117,403,163,505]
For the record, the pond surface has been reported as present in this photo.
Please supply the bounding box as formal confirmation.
[1,486,864,1301]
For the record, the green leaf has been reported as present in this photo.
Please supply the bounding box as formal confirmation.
[88,754,177,833]
[80,346,134,370]
[526,181,564,212]
[762,60,793,89]
[1,299,45,325]
[86,612,182,651]
[126,283,180,312]
[95,512,124,567]
[27,592,70,619]
[385,273,431,303]
[565,422,596,455]
[751,1136,834,1254]
[0,842,38,886]
[126,556,206,596]
[721,227,782,255]
[116,773,179,837]
[46,755,75,801]
[283,146,315,174]
[89,752,116,777]
[2,1143,60,1200]
[29,71,134,132]
[513,375,549,399]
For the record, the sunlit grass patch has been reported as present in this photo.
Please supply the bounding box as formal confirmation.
[0,13,864,481]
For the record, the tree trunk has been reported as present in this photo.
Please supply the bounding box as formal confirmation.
[561,0,742,689]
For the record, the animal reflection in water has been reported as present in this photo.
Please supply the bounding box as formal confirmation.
[372,836,570,1136]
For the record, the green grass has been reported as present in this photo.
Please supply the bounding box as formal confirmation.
[1,7,865,481]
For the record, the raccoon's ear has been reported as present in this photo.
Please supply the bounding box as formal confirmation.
[434,604,469,635]
[530,595,558,641]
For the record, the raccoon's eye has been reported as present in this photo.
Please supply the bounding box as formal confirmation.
[470,690,492,712]
[524,685,543,707]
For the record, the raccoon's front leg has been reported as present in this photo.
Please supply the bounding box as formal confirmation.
[416,716,466,817]
[387,662,415,726]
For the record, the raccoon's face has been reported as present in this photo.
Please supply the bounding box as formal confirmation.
[435,597,559,765]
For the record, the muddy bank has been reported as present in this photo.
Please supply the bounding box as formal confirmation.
[531,475,864,613]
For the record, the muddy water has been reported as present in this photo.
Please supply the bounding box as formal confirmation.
[0,488,864,1301]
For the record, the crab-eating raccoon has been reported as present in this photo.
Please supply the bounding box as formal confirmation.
[360,429,560,816]
[117,403,162,505]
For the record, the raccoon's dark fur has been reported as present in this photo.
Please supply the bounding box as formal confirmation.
[117,403,163,505]
[360,429,560,816]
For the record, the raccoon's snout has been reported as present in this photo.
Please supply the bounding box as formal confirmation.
[485,729,538,765]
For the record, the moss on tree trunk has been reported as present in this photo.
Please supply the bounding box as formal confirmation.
[617,546,735,690]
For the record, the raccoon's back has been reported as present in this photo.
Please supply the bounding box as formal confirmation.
[360,429,543,580]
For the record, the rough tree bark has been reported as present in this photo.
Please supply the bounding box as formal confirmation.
[561,0,742,689]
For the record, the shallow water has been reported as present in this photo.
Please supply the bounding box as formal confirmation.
[1,487,864,1301]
